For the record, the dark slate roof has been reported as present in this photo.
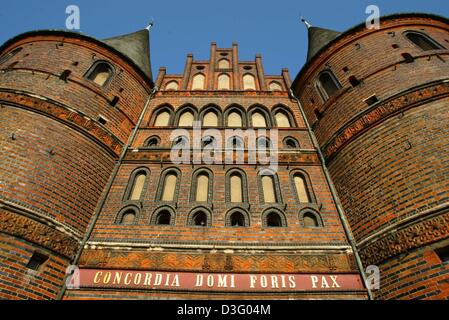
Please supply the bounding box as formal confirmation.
[306,26,341,62]
[102,29,152,80]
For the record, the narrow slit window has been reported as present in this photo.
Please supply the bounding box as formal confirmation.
[195,174,209,202]
[262,175,276,203]
[230,174,243,203]
[162,174,177,201]
[294,174,311,203]
[129,173,146,201]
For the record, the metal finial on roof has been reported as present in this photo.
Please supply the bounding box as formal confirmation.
[300,16,313,29]
[146,20,154,31]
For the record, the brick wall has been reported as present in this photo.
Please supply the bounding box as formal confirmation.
[0,31,151,299]
[293,15,449,299]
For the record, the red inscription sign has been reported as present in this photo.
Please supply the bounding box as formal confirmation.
[73,269,365,292]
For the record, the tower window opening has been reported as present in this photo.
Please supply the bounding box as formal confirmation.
[192,212,208,227]
[26,252,48,271]
[266,212,282,227]
[349,76,361,87]
[59,70,71,81]
[86,61,114,87]
[230,212,245,227]
[405,31,445,51]
[435,246,449,263]
[364,95,379,106]
[156,211,171,225]
[402,53,415,63]
[317,70,341,101]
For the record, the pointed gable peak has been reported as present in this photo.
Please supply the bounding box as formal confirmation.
[102,29,153,80]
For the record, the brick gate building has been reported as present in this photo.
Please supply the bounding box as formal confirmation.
[0,13,448,300]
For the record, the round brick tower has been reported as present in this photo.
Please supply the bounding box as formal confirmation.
[291,13,449,299]
[0,29,153,299]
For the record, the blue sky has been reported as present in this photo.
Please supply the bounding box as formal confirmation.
[1,0,449,78]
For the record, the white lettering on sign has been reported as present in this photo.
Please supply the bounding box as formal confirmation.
[79,269,360,292]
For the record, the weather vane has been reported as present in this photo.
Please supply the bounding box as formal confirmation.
[146,19,154,31]
[300,16,313,29]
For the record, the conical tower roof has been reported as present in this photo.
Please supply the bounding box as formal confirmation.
[306,25,341,62]
[103,29,152,80]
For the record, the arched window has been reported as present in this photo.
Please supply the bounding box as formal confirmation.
[165,81,179,91]
[262,209,287,227]
[178,110,194,126]
[243,74,256,90]
[294,175,310,203]
[218,74,231,90]
[303,212,319,227]
[152,209,172,225]
[192,74,205,90]
[226,209,250,227]
[203,111,219,127]
[158,170,180,202]
[266,212,282,227]
[153,109,172,127]
[291,171,316,204]
[230,212,245,227]
[191,211,208,226]
[129,172,146,201]
[300,210,323,228]
[252,111,267,128]
[269,81,282,91]
[284,137,300,149]
[218,59,230,69]
[86,61,114,87]
[145,136,160,148]
[195,174,210,202]
[116,206,139,225]
[123,168,150,202]
[274,111,291,128]
[317,70,341,101]
[405,31,444,51]
[121,210,136,225]
[228,111,243,127]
